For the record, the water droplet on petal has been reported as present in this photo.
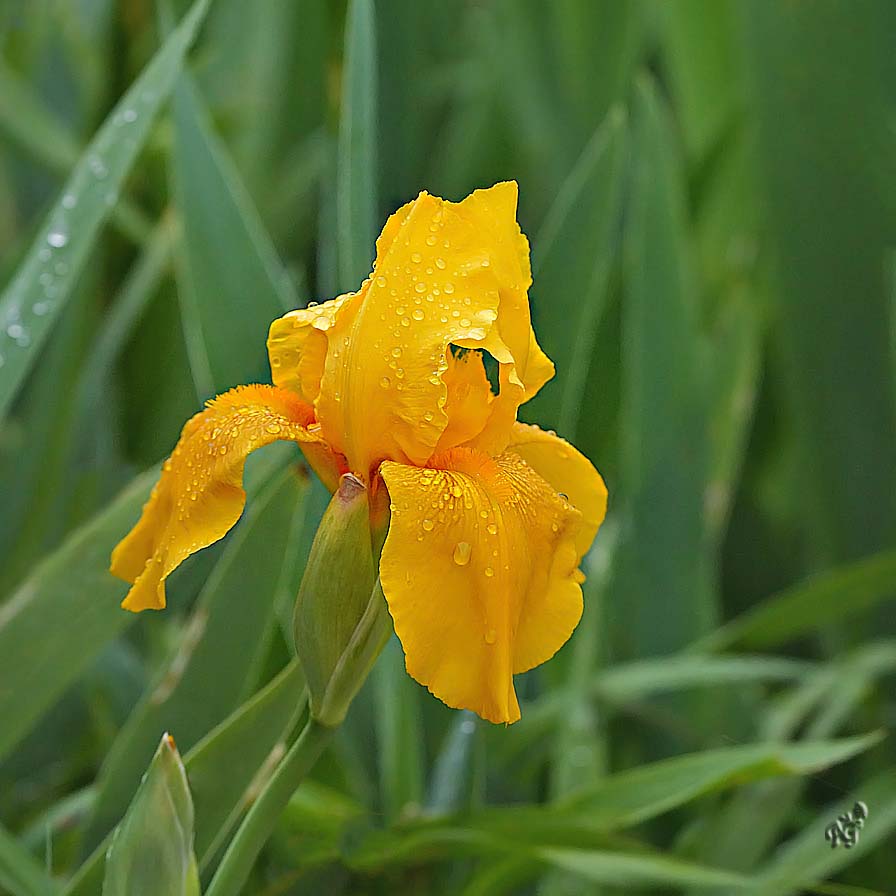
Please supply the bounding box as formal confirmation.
[415,282,426,294]
[380,376,391,388]
[412,308,424,321]
[487,523,497,536]
[426,234,437,246]
[444,282,455,294]
[484,566,495,578]
[453,541,471,566]
[411,252,422,263]
[376,275,387,287]
[435,257,446,269]
[422,518,434,532]
[484,628,497,644]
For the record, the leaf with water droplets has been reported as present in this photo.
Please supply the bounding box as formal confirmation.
[0,0,212,422]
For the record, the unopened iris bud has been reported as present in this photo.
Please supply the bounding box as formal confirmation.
[294,473,393,726]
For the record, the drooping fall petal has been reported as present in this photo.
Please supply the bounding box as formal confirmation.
[506,422,608,558]
[378,447,586,724]
[287,182,555,478]
[111,385,337,612]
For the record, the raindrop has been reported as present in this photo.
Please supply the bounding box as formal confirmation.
[47,230,68,248]
[6,323,25,340]
[422,518,434,532]
[484,628,497,644]
[452,541,471,566]
[426,234,437,246]
[32,301,51,316]
[487,523,497,536]
[461,718,475,734]
[122,108,137,123]
[444,283,455,294]
[266,423,282,434]
[38,248,51,262]
[401,317,410,327]
[411,252,422,263]
[391,347,402,358]
[380,376,391,389]
[484,567,495,578]
[376,275,387,287]
[61,193,77,209]
[423,411,434,423]
[88,155,108,178]
[435,257,446,270]
[460,318,471,328]
[412,308,424,321]
[415,282,426,293]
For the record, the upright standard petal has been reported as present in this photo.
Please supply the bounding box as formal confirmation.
[111,385,334,612]
[313,183,555,478]
[378,448,586,724]
[267,293,356,404]
[506,422,608,558]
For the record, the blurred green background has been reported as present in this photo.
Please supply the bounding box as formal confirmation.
[2,1,896,894]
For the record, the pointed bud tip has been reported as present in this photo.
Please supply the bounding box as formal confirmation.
[337,472,366,502]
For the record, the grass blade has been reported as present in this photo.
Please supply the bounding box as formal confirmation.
[0,0,211,420]
[170,76,296,397]
[0,472,154,762]
[527,108,628,438]
[337,0,378,291]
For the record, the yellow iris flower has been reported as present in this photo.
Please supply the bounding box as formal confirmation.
[111,182,607,724]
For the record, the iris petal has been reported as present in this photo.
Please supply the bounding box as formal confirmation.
[378,447,585,724]
[306,182,554,478]
[506,422,608,559]
[111,385,338,611]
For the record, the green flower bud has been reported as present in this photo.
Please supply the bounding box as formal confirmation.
[294,474,393,726]
[103,733,196,896]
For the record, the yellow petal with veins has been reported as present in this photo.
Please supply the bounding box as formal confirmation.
[506,422,608,559]
[314,182,554,478]
[110,385,336,612]
[378,447,585,724]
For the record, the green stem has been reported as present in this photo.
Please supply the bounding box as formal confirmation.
[204,717,334,896]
